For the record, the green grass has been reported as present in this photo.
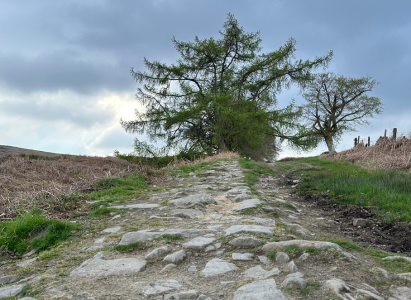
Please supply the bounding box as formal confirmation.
[0,210,79,255]
[327,238,363,251]
[89,173,147,209]
[277,157,411,222]
[266,245,320,261]
[113,242,145,253]
[162,234,184,243]
[238,158,275,194]
[89,207,117,217]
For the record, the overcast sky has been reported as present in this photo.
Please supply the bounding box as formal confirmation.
[1,0,410,158]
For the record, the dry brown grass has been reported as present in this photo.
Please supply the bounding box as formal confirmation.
[321,134,411,170]
[0,154,152,220]
[0,151,240,220]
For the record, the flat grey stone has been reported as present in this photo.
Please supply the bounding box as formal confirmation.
[94,237,105,244]
[288,261,298,272]
[145,246,169,261]
[17,258,36,267]
[243,265,280,279]
[163,250,186,264]
[225,225,274,236]
[70,252,146,277]
[356,288,385,300]
[22,249,36,258]
[233,194,251,202]
[232,253,253,261]
[188,266,197,272]
[85,245,104,252]
[172,209,204,219]
[324,278,356,300]
[299,253,309,260]
[353,218,371,227]
[232,199,264,211]
[209,213,223,220]
[261,240,356,259]
[250,217,275,226]
[232,279,287,300]
[389,286,411,300]
[144,285,173,296]
[160,264,177,273]
[397,272,411,280]
[275,252,290,264]
[282,223,312,236]
[229,237,263,248]
[382,256,411,263]
[281,276,307,287]
[200,258,238,278]
[0,275,19,285]
[118,229,200,245]
[371,267,390,279]
[0,284,25,299]
[183,237,216,250]
[19,298,38,300]
[168,290,198,299]
[262,205,276,212]
[204,245,216,252]
[170,193,215,207]
[110,203,159,209]
[258,255,270,265]
[101,226,121,234]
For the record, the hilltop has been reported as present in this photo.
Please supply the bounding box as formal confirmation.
[0,145,60,157]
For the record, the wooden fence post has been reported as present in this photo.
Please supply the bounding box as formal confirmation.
[384,129,387,138]
[367,136,370,147]
[354,138,357,147]
[393,128,397,140]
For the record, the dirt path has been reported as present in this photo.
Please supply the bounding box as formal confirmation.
[1,160,411,299]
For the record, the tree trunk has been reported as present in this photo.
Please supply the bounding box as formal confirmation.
[325,136,336,154]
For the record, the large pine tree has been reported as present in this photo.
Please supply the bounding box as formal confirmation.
[122,13,332,160]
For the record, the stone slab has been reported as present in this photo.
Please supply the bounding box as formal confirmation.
[200,258,238,278]
[225,225,274,236]
[0,284,26,299]
[231,199,264,211]
[70,252,146,277]
[261,240,356,259]
[232,279,288,300]
[118,229,200,245]
[182,237,216,250]
[169,193,215,207]
[172,209,204,219]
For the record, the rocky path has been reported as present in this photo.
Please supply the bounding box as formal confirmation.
[1,160,411,299]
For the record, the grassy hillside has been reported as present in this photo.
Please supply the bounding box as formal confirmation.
[0,145,60,157]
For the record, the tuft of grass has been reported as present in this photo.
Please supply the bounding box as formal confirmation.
[113,242,145,253]
[89,173,147,209]
[0,210,79,255]
[162,234,184,243]
[238,158,275,194]
[327,238,362,251]
[267,245,320,261]
[89,207,117,217]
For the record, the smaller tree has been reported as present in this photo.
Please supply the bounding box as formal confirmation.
[303,72,383,153]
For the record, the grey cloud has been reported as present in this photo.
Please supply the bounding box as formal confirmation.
[0,97,115,128]
[0,50,134,94]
